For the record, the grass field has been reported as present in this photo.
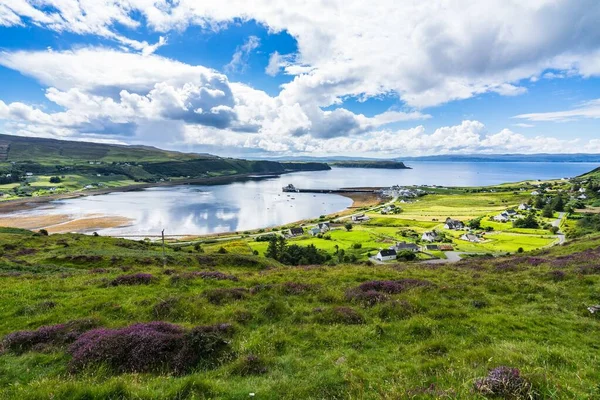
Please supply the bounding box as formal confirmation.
[0,230,600,398]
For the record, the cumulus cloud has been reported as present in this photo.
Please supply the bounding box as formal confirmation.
[3,1,600,107]
[0,47,427,144]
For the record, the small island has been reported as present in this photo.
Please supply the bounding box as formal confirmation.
[330,160,411,169]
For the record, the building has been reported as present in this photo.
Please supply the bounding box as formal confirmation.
[425,244,440,251]
[421,231,439,242]
[505,209,517,216]
[352,213,370,222]
[493,213,509,222]
[308,227,321,236]
[531,191,540,196]
[288,227,304,237]
[317,222,330,232]
[461,234,481,243]
[518,203,532,211]
[439,244,454,251]
[376,249,397,262]
[444,218,464,230]
[392,241,419,252]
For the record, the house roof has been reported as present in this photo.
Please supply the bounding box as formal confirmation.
[426,245,439,250]
[379,249,397,257]
[395,242,419,250]
[290,227,304,235]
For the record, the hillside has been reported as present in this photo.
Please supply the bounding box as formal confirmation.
[0,134,330,199]
[0,229,599,398]
[0,134,210,164]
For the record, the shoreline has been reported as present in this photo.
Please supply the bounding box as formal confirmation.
[0,172,296,214]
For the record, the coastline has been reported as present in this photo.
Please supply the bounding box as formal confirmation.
[0,171,292,214]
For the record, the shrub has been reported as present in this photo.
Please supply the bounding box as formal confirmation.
[577,265,600,275]
[231,354,268,376]
[110,273,155,286]
[68,322,233,374]
[315,306,365,325]
[345,289,388,306]
[204,288,247,305]
[38,229,49,236]
[281,282,313,295]
[216,247,228,254]
[3,319,99,353]
[356,279,432,294]
[548,270,566,281]
[474,366,533,398]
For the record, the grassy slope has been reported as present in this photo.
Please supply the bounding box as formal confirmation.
[0,134,206,164]
[0,230,600,398]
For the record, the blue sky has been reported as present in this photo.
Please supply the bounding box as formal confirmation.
[1,1,600,157]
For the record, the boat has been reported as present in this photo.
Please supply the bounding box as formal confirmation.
[282,184,299,192]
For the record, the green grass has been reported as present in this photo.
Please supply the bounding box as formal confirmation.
[0,231,599,398]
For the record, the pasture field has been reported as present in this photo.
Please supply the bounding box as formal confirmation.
[0,230,599,398]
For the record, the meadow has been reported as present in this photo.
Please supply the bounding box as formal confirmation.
[0,229,600,398]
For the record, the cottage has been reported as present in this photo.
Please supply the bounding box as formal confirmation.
[317,222,330,232]
[25,172,33,177]
[505,209,517,216]
[308,227,321,236]
[578,194,588,200]
[518,203,532,211]
[376,249,397,262]
[393,241,419,252]
[461,234,481,243]
[444,218,464,230]
[493,213,509,222]
[421,231,439,242]
[531,191,540,196]
[288,227,304,237]
[352,213,370,222]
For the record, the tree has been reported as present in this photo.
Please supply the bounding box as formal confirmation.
[193,243,203,253]
[542,204,554,218]
[49,176,61,184]
[513,213,539,229]
[265,237,280,260]
[552,196,565,212]
[344,222,353,232]
[468,217,482,230]
[534,196,545,210]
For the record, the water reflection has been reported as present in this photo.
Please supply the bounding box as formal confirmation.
[6,162,597,236]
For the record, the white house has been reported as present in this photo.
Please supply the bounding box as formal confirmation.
[518,203,532,211]
[461,234,481,243]
[444,218,464,230]
[578,194,588,200]
[308,227,321,236]
[421,231,439,242]
[317,222,330,232]
[352,213,370,222]
[531,191,540,196]
[376,249,397,261]
[493,213,509,222]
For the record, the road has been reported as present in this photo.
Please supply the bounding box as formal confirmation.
[552,212,566,245]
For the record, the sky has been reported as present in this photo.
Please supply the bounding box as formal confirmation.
[1,1,600,158]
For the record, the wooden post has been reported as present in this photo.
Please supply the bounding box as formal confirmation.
[161,229,166,267]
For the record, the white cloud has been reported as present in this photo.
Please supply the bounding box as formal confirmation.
[3,1,600,107]
[514,99,600,122]
[513,123,535,128]
[0,47,428,144]
[225,36,260,73]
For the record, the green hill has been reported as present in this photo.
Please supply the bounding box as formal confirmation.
[0,134,214,164]
[0,230,599,398]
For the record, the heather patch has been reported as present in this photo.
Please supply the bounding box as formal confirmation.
[548,270,566,281]
[3,319,99,354]
[204,288,247,305]
[577,264,600,275]
[281,282,314,295]
[474,366,533,398]
[345,289,389,306]
[171,271,238,285]
[356,279,432,294]
[69,322,233,374]
[110,273,155,286]
[314,306,365,325]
